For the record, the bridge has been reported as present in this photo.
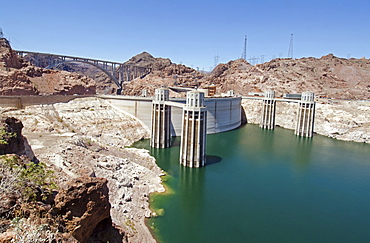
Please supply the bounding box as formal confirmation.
[15,50,152,94]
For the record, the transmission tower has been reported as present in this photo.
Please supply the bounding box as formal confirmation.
[0,28,4,38]
[248,56,259,65]
[214,54,219,68]
[287,34,293,58]
[260,55,265,63]
[242,35,247,60]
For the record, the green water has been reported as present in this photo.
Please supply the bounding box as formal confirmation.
[134,124,370,243]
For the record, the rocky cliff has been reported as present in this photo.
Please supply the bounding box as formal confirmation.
[0,38,96,96]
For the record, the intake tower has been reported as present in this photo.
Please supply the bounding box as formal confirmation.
[180,91,207,167]
[295,92,315,137]
[150,88,171,148]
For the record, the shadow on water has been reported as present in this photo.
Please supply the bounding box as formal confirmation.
[206,155,222,165]
[241,107,248,124]
[171,138,181,147]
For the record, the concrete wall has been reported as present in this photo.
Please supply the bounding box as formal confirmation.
[101,95,242,136]
[0,95,94,109]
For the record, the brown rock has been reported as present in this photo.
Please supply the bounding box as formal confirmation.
[0,231,15,243]
[0,117,25,155]
[124,51,171,70]
[52,176,111,243]
[0,38,96,96]
[0,38,26,69]
[121,52,204,96]
[199,54,370,99]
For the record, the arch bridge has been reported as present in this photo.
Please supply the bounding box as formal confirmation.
[15,50,151,94]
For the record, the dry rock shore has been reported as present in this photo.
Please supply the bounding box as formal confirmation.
[242,98,370,143]
[0,97,164,242]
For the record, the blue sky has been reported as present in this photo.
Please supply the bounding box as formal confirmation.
[1,0,369,70]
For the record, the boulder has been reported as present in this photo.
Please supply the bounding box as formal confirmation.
[52,176,111,243]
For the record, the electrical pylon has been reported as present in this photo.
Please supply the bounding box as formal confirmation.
[287,34,293,58]
[242,35,247,60]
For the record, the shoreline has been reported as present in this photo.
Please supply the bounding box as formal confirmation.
[242,99,370,144]
[144,169,181,243]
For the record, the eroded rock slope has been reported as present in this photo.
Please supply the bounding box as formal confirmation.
[1,97,164,242]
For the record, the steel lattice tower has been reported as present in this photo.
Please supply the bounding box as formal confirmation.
[214,54,219,68]
[288,34,293,58]
[242,35,247,60]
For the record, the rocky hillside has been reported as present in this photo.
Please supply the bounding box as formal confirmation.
[20,51,204,96]
[200,55,370,99]
[121,52,204,97]
[0,38,96,96]
[115,52,370,100]
[10,37,370,100]
[23,53,118,95]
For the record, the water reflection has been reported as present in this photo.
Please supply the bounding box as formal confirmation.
[150,144,180,177]
[259,128,277,153]
[292,136,313,169]
[178,165,206,240]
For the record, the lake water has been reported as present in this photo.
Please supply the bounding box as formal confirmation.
[134,124,370,243]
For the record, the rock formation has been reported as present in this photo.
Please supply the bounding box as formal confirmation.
[52,176,119,243]
[0,116,35,160]
[0,115,129,242]
[200,55,370,100]
[121,52,204,97]
[0,38,96,96]
[0,38,27,69]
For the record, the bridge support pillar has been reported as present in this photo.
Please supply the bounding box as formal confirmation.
[150,88,171,148]
[260,91,276,129]
[180,91,207,167]
[295,92,315,137]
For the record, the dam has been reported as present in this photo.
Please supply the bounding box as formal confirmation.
[100,94,242,136]
[0,91,316,140]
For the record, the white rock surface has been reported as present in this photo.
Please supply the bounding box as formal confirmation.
[242,99,370,143]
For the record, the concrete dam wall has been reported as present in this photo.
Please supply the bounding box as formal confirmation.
[100,95,242,136]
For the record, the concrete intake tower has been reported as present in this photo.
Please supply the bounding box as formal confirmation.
[180,91,207,167]
[260,91,276,129]
[150,88,171,148]
[295,92,315,137]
